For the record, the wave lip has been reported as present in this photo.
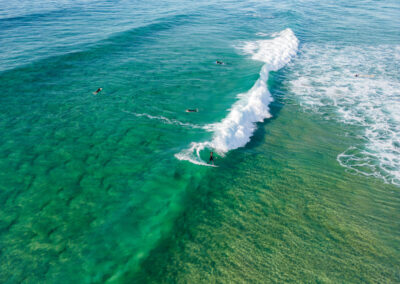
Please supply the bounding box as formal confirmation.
[176,28,299,164]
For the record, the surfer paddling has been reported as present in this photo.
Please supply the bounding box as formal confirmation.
[216,60,225,65]
[208,151,214,165]
[186,109,198,113]
[93,88,102,95]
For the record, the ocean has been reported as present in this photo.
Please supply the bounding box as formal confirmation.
[0,0,399,282]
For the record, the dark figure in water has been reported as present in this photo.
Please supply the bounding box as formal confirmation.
[186,109,198,112]
[208,151,214,165]
[93,88,102,95]
[216,60,224,65]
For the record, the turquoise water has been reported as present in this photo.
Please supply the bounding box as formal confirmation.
[0,0,399,282]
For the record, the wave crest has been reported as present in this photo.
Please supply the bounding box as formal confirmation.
[176,28,299,164]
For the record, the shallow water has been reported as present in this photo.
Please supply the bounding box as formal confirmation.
[0,0,399,283]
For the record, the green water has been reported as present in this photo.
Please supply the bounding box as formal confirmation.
[137,93,400,282]
[0,0,399,283]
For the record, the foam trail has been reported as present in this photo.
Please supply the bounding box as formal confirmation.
[174,142,217,167]
[122,110,213,131]
[176,29,299,164]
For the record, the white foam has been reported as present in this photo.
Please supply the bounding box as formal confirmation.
[122,110,213,131]
[174,142,217,167]
[176,29,299,165]
[289,44,400,186]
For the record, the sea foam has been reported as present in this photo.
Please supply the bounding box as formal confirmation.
[289,44,400,186]
[176,29,299,165]
[122,110,213,131]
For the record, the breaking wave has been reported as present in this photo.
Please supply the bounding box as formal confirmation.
[176,28,299,165]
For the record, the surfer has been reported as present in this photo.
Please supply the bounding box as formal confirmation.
[216,60,224,65]
[354,74,375,78]
[186,109,198,113]
[208,151,214,165]
[93,88,102,95]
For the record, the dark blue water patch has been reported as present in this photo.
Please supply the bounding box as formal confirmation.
[0,6,88,30]
[99,13,196,49]
[0,12,197,79]
[289,0,400,45]
[0,0,208,73]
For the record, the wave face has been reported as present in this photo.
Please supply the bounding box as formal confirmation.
[176,29,299,165]
[289,44,400,186]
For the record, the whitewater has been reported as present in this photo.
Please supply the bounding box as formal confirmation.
[176,28,299,165]
[289,44,400,186]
